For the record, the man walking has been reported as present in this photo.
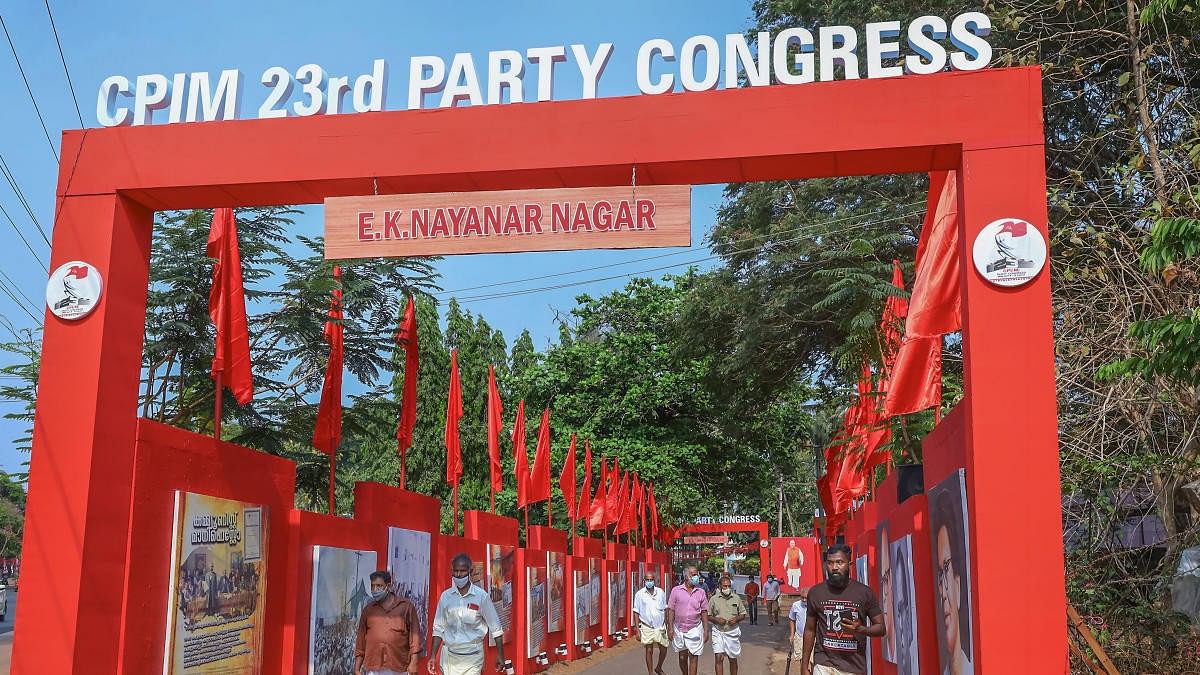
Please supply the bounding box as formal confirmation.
[633,570,669,675]
[762,573,782,626]
[800,544,886,675]
[788,586,811,660]
[666,565,709,675]
[708,574,747,675]
[355,570,422,675]
[742,576,759,625]
[429,553,505,675]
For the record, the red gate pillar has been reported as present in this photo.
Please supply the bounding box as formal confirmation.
[11,186,152,672]
[958,143,1067,670]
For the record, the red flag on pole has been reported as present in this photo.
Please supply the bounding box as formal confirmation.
[445,349,463,533]
[611,472,629,532]
[647,483,660,539]
[487,365,504,509]
[605,458,622,525]
[528,408,552,505]
[559,433,578,521]
[512,400,529,508]
[395,297,419,490]
[906,171,961,339]
[634,475,646,544]
[576,440,593,522]
[312,267,343,514]
[883,336,942,417]
[588,457,608,531]
[616,474,636,535]
[207,208,253,437]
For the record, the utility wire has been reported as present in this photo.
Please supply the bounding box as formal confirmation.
[0,153,51,246]
[0,13,59,160]
[451,206,925,304]
[42,0,85,128]
[0,267,37,315]
[0,201,48,273]
[0,275,40,325]
[435,201,925,298]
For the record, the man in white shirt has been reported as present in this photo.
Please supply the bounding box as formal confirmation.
[762,574,783,626]
[633,571,669,675]
[429,553,505,675]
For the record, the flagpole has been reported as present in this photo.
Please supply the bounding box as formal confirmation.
[213,371,223,440]
[547,501,552,528]
[399,450,406,490]
[490,488,496,514]
[328,451,336,515]
[523,506,529,536]
[453,484,460,536]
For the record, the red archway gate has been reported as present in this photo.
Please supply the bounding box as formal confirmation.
[18,66,1064,672]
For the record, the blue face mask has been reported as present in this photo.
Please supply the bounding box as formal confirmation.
[645,580,655,590]
[690,575,701,586]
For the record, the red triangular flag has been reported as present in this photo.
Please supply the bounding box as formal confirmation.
[527,408,552,504]
[906,171,961,339]
[612,472,630,532]
[617,474,637,534]
[513,400,529,508]
[395,297,419,488]
[312,267,343,457]
[444,348,463,487]
[588,457,608,530]
[883,336,942,416]
[559,433,578,520]
[605,458,622,525]
[647,483,660,538]
[207,207,253,405]
[487,365,504,495]
[633,474,645,539]
[577,440,593,521]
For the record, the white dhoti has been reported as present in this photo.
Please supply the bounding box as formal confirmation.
[440,645,485,675]
[787,568,802,588]
[671,623,704,655]
[711,627,742,658]
[639,623,669,647]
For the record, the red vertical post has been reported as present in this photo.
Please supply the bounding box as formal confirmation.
[12,191,153,673]
[453,484,460,536]
[213,371,223,438]
[957,143,1067,670]
[328,453,336,515]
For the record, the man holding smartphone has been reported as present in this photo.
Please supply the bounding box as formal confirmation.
[800,545,885,675]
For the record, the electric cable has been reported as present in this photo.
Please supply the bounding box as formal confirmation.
[0,152,51,246]
[0,201,48,273]
[42,0,85,128]
[0,14,60,160]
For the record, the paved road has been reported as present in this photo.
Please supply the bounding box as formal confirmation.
[548,616,796,675]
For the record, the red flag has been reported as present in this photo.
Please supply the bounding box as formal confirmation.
[487,365,504,496]
[881,260,908,374]
[605,458,622,525]
[576,440,593,521]
[634,474,645,539]
[906,171,961,339]
[207,207,253,404]
[616,474,637,534]
[647,483,660,538]
[883,336,942,416]
[527,408,552,504]
[612,472,630,532]
[513,400,529,508]
[395,297,419,488]
[312,267,344,457]
[588,457,608,530]
[559,434,578,520]
[445,349,463,487]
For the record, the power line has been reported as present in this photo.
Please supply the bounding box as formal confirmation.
[0,267,37,315]
[452,206,925,304]
[0,275,41,325]
[42,0,84,128]
[0,13,60,161]
[0,153,51,246]
[434,201,925,298]
[0,201,48,273]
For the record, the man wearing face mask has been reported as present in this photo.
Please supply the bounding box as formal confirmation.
[762,573,782,626]
[708,575,747,675]
[800,545,885,675]
[633,572,668,675]
[665,565,709,675]
[355,570,423,675]
[430,553,505,675]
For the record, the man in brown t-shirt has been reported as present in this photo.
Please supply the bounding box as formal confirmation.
[355,570,422,674]
[800,544,885,675]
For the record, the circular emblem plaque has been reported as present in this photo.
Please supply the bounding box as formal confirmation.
[45,260,103,320]
[971,218,1047,287]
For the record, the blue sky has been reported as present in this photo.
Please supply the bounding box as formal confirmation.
[0,1,758,473]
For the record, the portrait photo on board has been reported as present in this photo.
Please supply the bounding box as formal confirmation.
[889,535,920,675]
[877,523,896,664]
[929,470,975,675]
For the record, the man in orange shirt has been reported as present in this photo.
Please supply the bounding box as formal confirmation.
[785,540,805,590]
[355,570,423,675]
[742,577,760,625]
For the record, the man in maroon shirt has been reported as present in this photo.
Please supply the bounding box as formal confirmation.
[355,570,423,675]
[801,545,885,675]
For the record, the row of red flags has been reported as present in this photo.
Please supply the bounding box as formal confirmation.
[818,171,961,535]
[205,206,665,536]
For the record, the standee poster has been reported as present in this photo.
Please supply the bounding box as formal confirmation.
[387,527,431,638]
[929,470,975,675]
[309,547,376,675]
[527,566,547,658]
[547,552,564,633]
[769,536,820,593]
[487,544,516,644]
[163,491,268,674]
[573,567,590,645]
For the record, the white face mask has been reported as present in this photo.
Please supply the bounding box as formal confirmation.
[453,574,471,589]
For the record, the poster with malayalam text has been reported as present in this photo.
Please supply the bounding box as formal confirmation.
[547,552,565,633]
[163,491,268,674]
[527,566,547,658]
[487,544,516,644]
[309,547,376,675]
